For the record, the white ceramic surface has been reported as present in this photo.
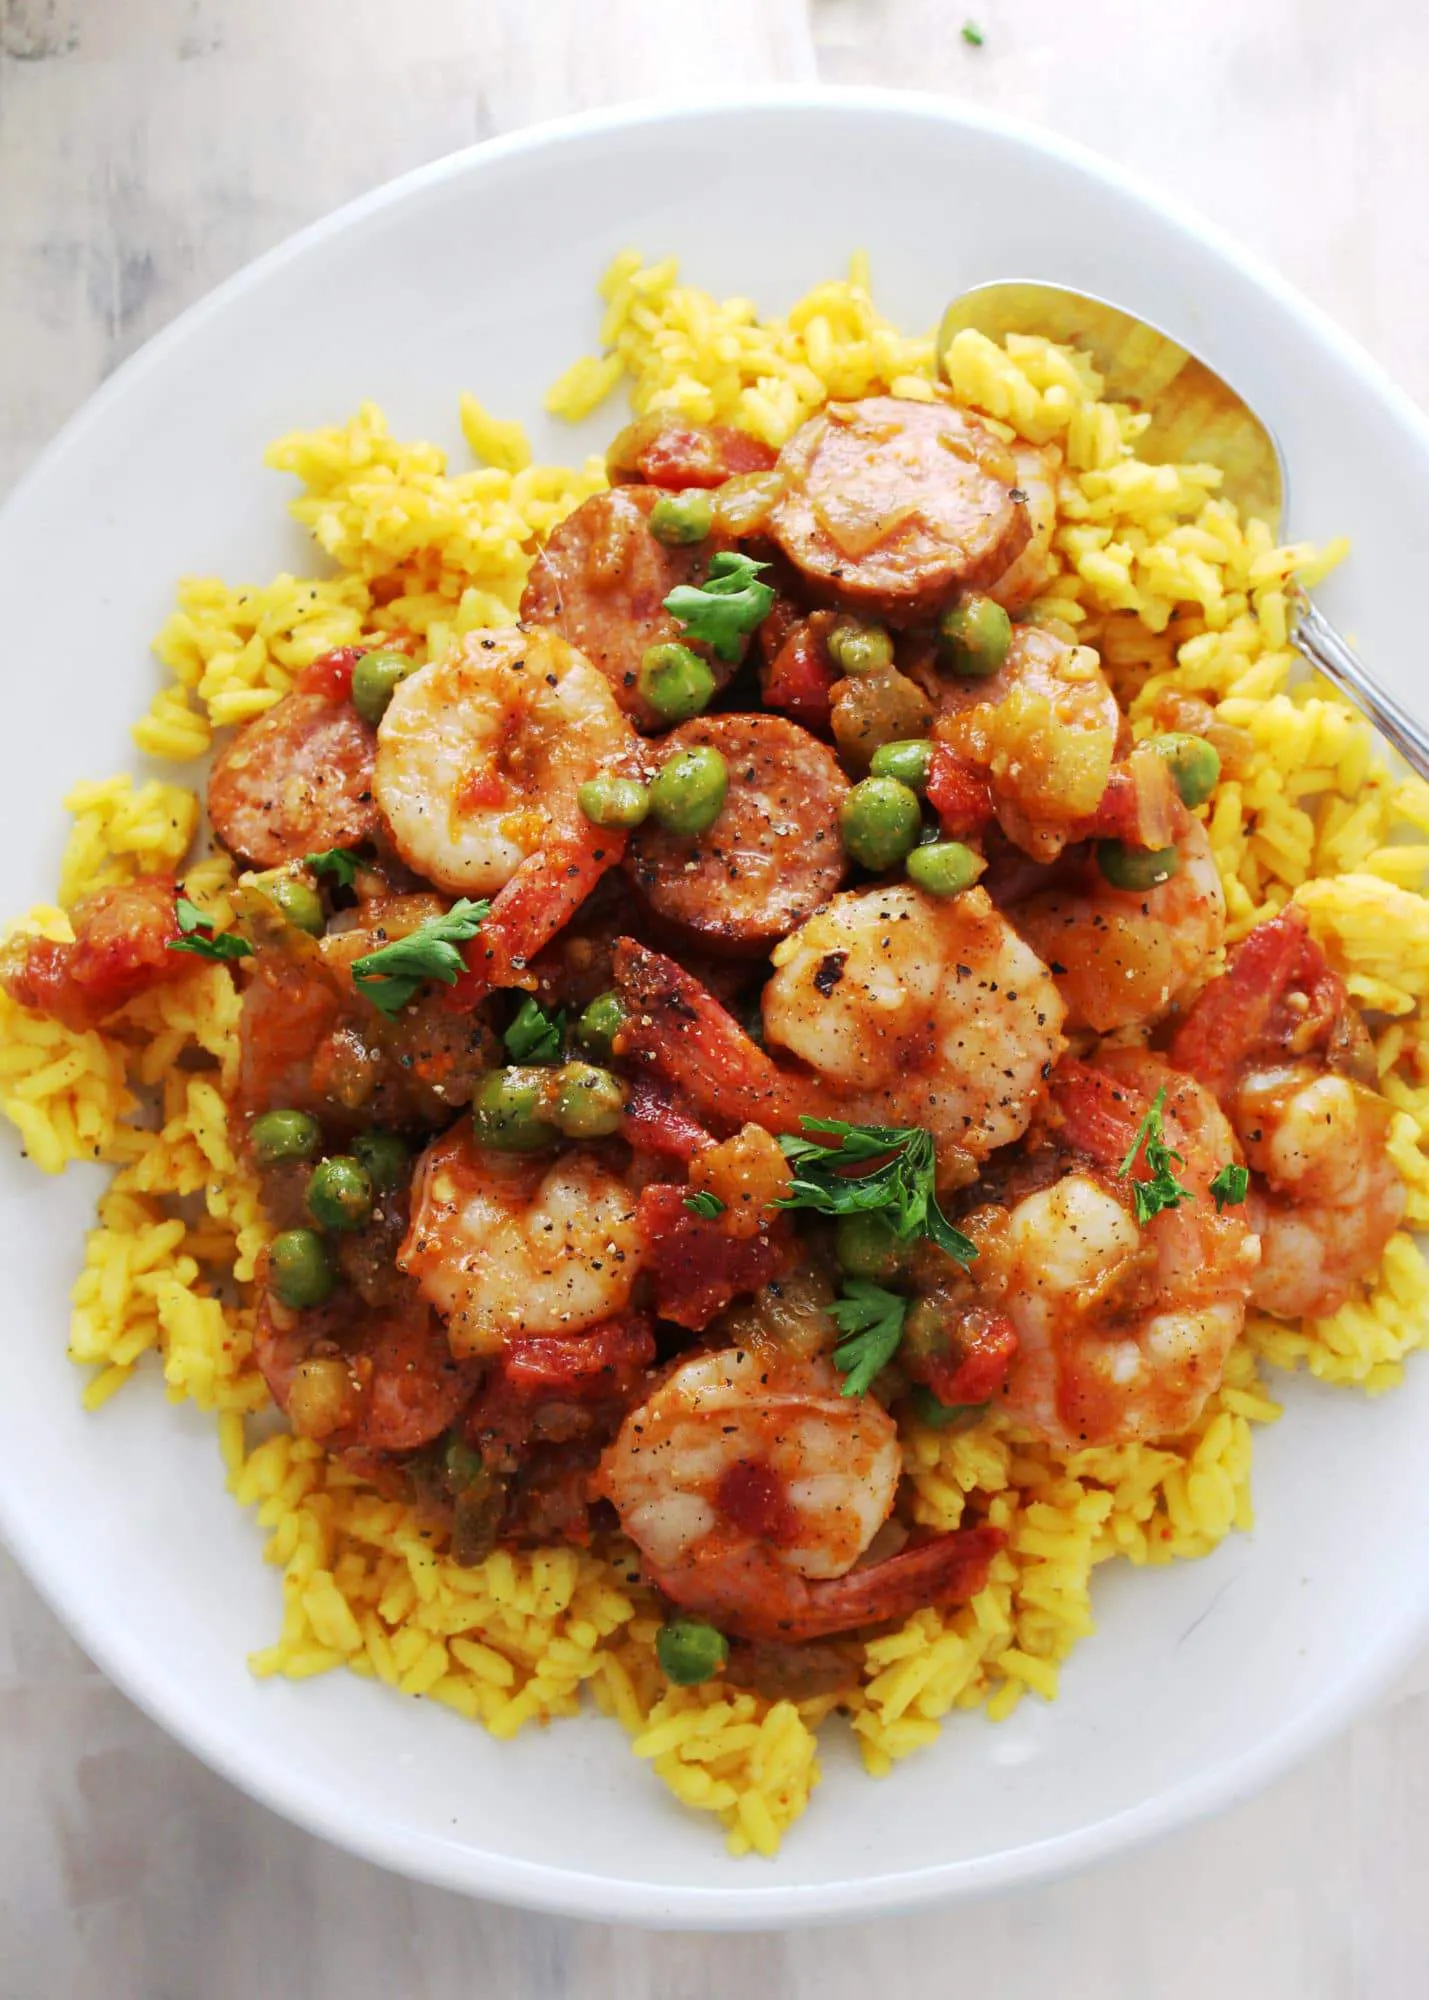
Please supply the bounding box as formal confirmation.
[1,90,1427,1930]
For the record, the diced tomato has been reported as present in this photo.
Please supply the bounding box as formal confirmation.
[620,1078,715,1162]
[636,1182,790,1330]
[715,1458,799,1545]
[761,621,838,730]
[3,875,186,1032]
[608,416,779,490]
[1085,749,1179,849]
[501,1315,656,1402]
[296,646,363,702]
[926,744,995,837]
[918,1310,1019,1407]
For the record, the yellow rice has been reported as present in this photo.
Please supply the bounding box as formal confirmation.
[5,251,1429,1857]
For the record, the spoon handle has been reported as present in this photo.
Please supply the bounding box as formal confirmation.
[1293,597,1429,785]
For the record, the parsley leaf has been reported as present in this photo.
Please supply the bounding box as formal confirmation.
[778,1117,977,1262]
[166,894,252,964]
[683,1190,726,1219]
[1117,1086,1195,1225]
[961,20,985,45]
[351,898,491,1017]
[503,995,565,1063]
[306,847,360,891]
[1209,1162,1250,1213]
[663,551,774,663]
[829,1278,908,1398]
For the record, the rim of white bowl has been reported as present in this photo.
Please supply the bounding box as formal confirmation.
[3,86,1429,1929]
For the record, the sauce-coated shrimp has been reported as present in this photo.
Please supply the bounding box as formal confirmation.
[597,1348,1003,1641]
[400,1121,644,1356]
[991,1051,1260,1446]
[1007,803,1225,1032]
[615,883,1066,1171]
[374,626,639,999]
[1170,905,1404,1318]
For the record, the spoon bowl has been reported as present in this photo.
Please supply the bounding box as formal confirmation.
[939,280,1429,779]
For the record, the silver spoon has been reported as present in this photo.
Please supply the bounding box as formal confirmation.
[938,281,1429,781]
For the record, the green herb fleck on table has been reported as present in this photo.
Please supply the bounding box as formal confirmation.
[778,1117,976,1261]
[829,1278,908,1398]
[503,995,566,1063]
[1209,1161,1250,1213]
[663,551,774,662]
[167,894,252,964]
[351,898,490,1017]
[961,21,985,46]
[1118,1086,1195,1225]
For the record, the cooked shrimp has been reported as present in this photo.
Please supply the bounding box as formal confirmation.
[1007,802,1225,1032]
[597,1347,1003,1641]
[992,1050,1260,1446]
[928,624,1122,863]
[374,625,640,998]
[400,1121,644,1356]
[615,883,1066,1170]
[763,883,1067,1163]
[1169,905,1404,1318]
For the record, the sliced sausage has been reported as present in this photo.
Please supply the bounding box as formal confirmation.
[626,714,849,952]
[769,395,1032,623]
[208,690,377,868]
[519,487,738,731]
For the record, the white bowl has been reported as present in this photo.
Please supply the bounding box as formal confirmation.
[3,89,1428,1929]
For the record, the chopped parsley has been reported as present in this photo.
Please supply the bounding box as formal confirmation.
[1209,1162,1250,1213]
[305,847,360,890]
[1117,1086,1194,1226]
[961,21,985,46]
[167,894,252,964]
[351,898,490,1017]
[830,1278,909,1398]
[663,551,774,663]
[503,995,565,1063]
[683,1189,726,1220]
[778,1117,976,1262]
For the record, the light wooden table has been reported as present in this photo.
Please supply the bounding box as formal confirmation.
[3,4,1427,1993]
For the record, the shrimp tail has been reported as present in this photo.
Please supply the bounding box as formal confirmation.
[648,1525,1005,1644]
[612,937,820,1134]
[619,1077,715,1162]
[446,833,628,1007]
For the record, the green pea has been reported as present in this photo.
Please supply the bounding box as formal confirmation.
[305,1155,375,1233]
[352,1129,409,1191]
[834,1211,908,1282]
[909,1385,987,1430]
[637,642,716,724]
[553,1061,626,1139]
[471,1067,559,1152]
[576,990,627,1060]
[577,774,650,829]
[827,619,895,676]
[656,1616,729,1686]
[938,594,1012,678]
[648,490,714,546]
[250,1108,322,1166]
[901,1296,950,1367]
[443,1436,483,1492]
[840,776,922,871]
[1096,840,1181,891]
[906,840,983,898]
[261,875,325,936]
[268,1228,336,1310]
[648,745,728,837]
[869,739,934,791]
[350,647,418,727]
[1147,732,1221,809]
